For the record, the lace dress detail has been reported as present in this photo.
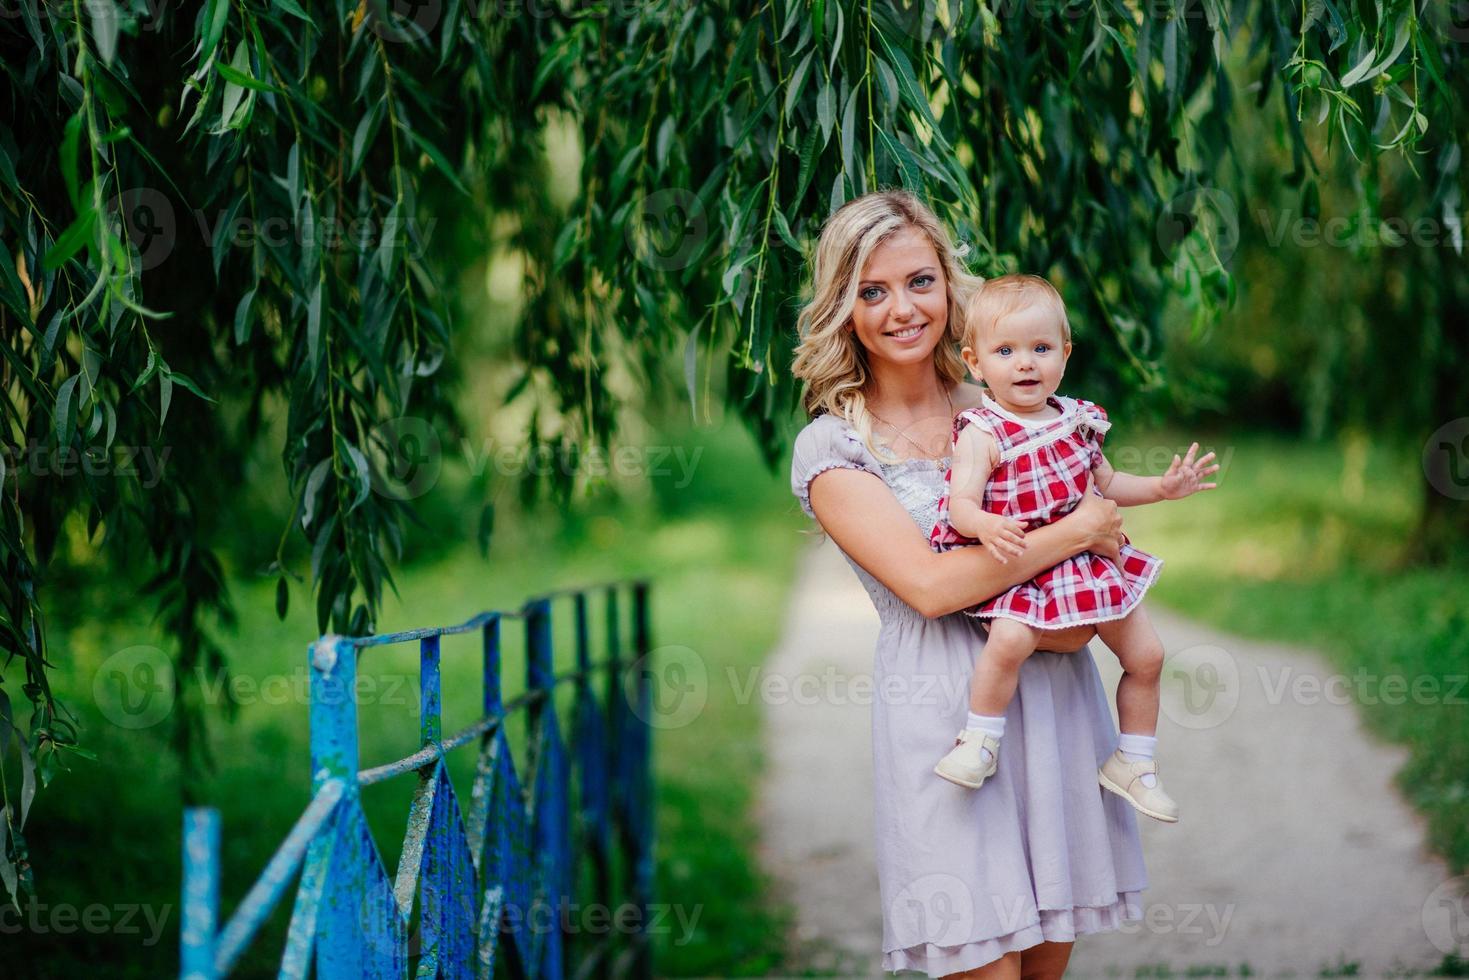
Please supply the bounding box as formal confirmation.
[790,412,1147,976]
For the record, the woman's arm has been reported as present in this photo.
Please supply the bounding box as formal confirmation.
[808,466,1123,619]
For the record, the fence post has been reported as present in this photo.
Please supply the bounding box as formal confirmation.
[180,808,220,980]
[631,582,654,980]
[308,635,361,972]
[309,636,359,791]
[420,634,442,747]
[483,615,502,724]
[524,598,561,973]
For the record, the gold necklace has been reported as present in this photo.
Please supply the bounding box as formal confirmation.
[868,385,956,460]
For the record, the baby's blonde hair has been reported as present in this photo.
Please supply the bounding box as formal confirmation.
[963,273,1071,349]
[791,190,983,458]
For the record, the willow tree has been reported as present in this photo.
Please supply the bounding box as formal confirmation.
[1,0,1461,896]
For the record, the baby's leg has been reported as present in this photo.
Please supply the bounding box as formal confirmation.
[969,618,1043,715]
[1095,604,1165,737]
[1095,603,1180,821]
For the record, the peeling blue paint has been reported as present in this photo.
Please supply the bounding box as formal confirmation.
[178,585,655,978]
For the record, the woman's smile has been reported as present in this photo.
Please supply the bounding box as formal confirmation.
[884,323,928,341]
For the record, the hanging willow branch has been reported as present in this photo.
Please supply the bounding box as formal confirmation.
[0,0,1462,899]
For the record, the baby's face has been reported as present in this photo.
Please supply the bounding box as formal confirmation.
[962,304,1072,412]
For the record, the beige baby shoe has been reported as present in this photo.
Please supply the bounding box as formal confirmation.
[934,729,1001,789]
[1098,749,1180,823]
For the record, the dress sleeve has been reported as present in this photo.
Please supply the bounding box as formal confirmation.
[790,415,883,519]
[1076,399,1112,470]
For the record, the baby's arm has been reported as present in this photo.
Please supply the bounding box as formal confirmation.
[1094,441,1219,506]
[947,425,1029,563]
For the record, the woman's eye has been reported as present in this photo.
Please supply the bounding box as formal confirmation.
[912,275,934,288]
[860,286,883,301]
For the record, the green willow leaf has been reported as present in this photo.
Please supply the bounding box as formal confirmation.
[42,209,97,272]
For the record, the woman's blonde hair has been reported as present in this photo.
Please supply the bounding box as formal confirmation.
[790,190,982,460]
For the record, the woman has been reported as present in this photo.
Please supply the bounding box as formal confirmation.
[789,190,1148,979]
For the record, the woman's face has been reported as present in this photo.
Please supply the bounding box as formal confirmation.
[847,227,949,369]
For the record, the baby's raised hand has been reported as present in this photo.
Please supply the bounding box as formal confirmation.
[975,512,1028,564]
[1160,441,1220,500]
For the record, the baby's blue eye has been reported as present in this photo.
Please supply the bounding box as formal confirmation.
[997,346,1012,356]
[1035,344,1049,353]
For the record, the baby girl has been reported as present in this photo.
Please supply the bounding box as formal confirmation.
[929,274,1218,822]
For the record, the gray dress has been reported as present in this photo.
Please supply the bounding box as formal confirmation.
[790,412,1148,976]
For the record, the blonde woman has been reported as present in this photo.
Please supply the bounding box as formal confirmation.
[789,190,1147,979]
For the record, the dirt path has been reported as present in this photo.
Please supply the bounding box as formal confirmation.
[755,538,1462,977]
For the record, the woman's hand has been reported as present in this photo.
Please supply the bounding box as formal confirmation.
[1069,483,1124,562]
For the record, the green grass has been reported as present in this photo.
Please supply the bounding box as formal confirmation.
[1117,426,1469,873]
[6,418,811,977]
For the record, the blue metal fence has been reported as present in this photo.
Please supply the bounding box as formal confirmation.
[178,582,655,978]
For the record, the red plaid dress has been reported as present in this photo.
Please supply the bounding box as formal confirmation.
[930,393,1162,628]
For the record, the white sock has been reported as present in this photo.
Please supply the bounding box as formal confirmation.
[1117,733,1158,788]
[966,712,1005,766]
